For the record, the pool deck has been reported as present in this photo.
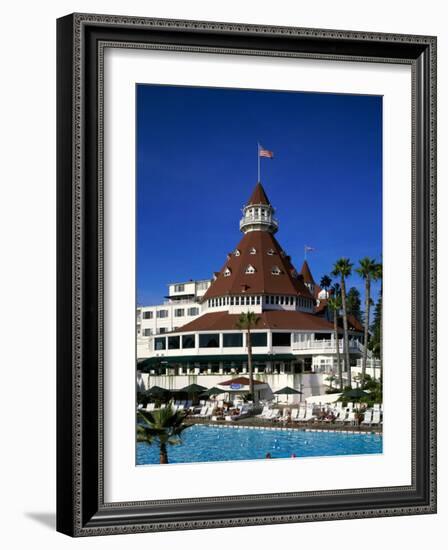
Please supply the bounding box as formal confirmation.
[185,417,382,435]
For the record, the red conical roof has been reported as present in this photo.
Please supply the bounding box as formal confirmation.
[247,182,271,206]
[202,231,313,301]
[300,260,315,285]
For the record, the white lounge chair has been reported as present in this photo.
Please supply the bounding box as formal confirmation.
[145,403,155,412]
[193,405,208,418]
[258,405,271,418]
[335,410,348,423]
[345,411,357,425]
[289,409,299,421]
[370,411,381,426]
[361,410,373,425]
[303,407,316,422]
[294,407,306,422]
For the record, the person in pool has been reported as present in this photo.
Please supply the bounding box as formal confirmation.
[265,453,272,459]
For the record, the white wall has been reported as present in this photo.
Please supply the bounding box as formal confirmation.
[0,1,445,549]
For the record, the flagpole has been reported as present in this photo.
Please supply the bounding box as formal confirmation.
[304,245,307,261]
[257,142,260,182]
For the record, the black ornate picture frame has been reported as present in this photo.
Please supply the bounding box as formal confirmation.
[56,13,437,536]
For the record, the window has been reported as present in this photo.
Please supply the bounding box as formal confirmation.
[187,307,199,316]
[250,296,255,305]
[143,311,153,319]
[174,308,184,317]
[256,296,261,305]
[224,267,231,277]
[230,297,234,305]
[249,247,257,255]
[223,333,243,347]
[154,337,166,350]
[280,296,284,305]
[252,333,267,347]
[235,296,240,305]
[272,332,291,346]
[157,310,168,318]
[158,327,167,334]
[197,281,209,290]
[275,296,280,305]
[143,328,152,336]
[174,284,185,292]
[245,264,256,274]
[182,334,195,348]
[234,249,241,256]
[199,334,220,348]
[291,269,298,278]
[272,266,281,275]
[168,336,180,350]
[267,249,274,256]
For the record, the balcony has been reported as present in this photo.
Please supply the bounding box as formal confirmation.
[291,339,364,354]
[239,214,278,232]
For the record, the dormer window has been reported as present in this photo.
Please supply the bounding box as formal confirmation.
[224,267,232,277]
[234,249,241,257]
[249,247,257,255]
[267,249,275,256]
[271,266,281,276]
[245,264,256,274]
[291,269,298,278]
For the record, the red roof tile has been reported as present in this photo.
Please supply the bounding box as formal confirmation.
[175,310,334,332]
[347,314,364,332]
[300,260,315,285]
[247,182,271,205]
[202,231,313,301]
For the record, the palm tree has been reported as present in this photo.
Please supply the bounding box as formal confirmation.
[331,282,341,297]
[328,295,343,390]
[371,262,383,362]
[236,311,261,402]
[356,257,379,387]
[137,404,190,464]
[320,275,332,299]
[332,258,353,387]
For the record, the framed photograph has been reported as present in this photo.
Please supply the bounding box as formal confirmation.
[57,13,437,536]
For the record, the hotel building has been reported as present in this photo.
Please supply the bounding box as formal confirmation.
[137,182,374,399]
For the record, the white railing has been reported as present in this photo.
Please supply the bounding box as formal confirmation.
[239,215,278,230]
[292,339,363,352]
[163,298,199,305]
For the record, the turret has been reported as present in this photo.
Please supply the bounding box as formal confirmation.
[239,182,278,234]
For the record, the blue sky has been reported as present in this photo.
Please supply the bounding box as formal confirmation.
[136,84,382,307]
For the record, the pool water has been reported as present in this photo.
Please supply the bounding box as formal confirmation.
[136,424,383,465]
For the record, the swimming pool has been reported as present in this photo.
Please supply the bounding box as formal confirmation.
[136,424,383,465]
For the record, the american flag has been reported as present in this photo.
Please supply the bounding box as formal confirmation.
[259,145,274,159]
[305,245,315,252]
